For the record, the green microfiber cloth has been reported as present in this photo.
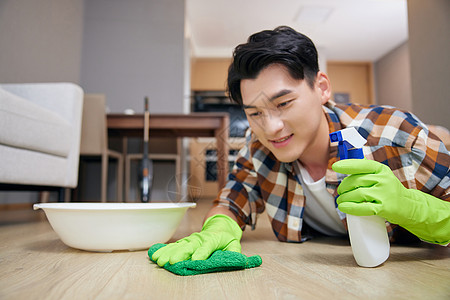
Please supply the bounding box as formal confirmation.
[148,243,262,276]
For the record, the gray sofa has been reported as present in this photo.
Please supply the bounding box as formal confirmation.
[0,83,84,196]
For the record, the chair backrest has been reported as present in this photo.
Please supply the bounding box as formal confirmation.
[80,94,107,155]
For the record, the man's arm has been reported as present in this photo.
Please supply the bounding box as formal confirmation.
[333,159,450,246]
[152,138,260,266]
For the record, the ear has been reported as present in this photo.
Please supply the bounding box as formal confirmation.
[315,72,332,105]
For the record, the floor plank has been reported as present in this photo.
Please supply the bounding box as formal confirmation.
[0,198,449,299]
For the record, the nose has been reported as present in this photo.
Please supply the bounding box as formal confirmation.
[264,113,284,135]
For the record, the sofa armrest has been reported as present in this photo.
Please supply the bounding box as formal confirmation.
[1,83,83,125]
[0,83,84,187]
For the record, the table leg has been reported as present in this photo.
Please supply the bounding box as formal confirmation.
[215,115,229,189]
[122,137,128,202]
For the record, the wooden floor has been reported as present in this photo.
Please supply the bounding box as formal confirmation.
[0,198,449,299]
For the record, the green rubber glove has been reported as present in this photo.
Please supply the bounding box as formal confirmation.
[333,159,450,245]
[148,243,262,276]
[151,214,243,267]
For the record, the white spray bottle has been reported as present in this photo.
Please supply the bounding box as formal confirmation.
[330,127,390,267]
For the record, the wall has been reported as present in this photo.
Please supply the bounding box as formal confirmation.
[79,0,186,201]
[327,62,374,105]
[407,0,450,128]
[80,0,185,114]
[0,0,186,113]
[0,0,84,84]
[0,0,187,204]
[0,0,85,204]
[375,42,412,111]
[191,58,231,91]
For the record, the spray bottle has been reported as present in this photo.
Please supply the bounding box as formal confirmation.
[330,127,390,267]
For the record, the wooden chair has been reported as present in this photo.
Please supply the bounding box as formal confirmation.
[124,138,181,202]
[79,94,123,202]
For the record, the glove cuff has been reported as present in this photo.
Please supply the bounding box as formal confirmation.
[399,189,450,245]
[202,214,243,240]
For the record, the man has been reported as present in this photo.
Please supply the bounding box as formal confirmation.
[152,26,450,266]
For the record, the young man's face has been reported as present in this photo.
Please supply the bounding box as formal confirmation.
[240,64,331,163]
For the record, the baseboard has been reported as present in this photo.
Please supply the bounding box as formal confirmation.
[0,202,34,211]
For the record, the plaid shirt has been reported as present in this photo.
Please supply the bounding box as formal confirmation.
[213,100,450,243]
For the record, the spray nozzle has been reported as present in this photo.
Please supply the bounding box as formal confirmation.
[330,127,366,160]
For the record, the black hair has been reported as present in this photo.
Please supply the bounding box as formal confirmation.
[227,26,319,106]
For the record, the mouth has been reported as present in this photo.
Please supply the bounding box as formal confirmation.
[269,134,294,148]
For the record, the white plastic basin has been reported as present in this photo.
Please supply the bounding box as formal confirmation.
[34,202,196,252]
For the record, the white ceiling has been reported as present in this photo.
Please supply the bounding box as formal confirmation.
[186,0,408,62]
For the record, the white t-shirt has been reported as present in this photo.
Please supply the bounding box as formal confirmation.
[294,161,346,236]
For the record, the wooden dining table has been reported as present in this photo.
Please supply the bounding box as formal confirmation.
[106,112,230,189]
[1,200,449,299]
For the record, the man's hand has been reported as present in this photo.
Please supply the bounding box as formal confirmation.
[332,159,450,245]
[151,214,242,266]
[332,159,408,223]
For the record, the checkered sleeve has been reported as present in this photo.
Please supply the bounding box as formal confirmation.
[334,103,450,243]
[336,103,449,200]
[409,126,450,200]
[365,110,449,201]
[387,124,450,243]
[213,134,266,230]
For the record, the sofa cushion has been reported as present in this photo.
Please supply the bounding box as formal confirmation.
[0,87,72,157]
[0,144,67,186]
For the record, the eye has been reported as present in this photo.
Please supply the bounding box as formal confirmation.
[248,111,262,117]
[277,100,292,109]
